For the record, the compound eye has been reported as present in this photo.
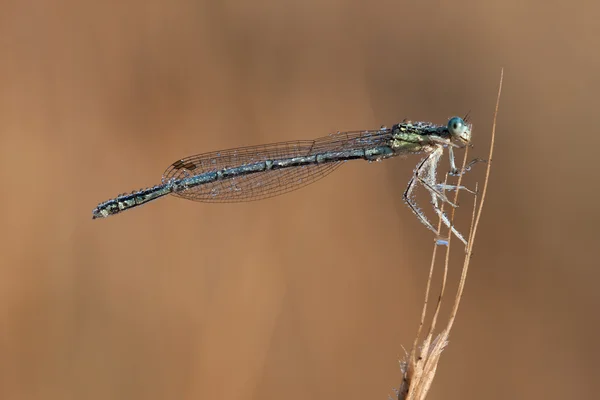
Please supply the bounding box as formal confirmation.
[447,117,471,142]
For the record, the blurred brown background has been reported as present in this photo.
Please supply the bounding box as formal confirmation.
[1,0,598,399]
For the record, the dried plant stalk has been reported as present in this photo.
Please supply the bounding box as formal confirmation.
[397,69,503,400]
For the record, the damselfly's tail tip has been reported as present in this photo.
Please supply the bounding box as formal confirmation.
[92,205,110,219]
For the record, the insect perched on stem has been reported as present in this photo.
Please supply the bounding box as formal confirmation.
[93,116,482,245]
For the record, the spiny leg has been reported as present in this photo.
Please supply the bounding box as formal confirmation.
[417,145,479,206]
[428,190,468,246]
[402,154,442,235]
[420,146,469,245]
[416,146,461,207]
[402,149,454,240]
[434,183,476,195]
[448,147,487,177]
[403,147,468,245]
[417,175,459,207]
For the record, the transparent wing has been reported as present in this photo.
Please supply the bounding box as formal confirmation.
[162,129,393,203]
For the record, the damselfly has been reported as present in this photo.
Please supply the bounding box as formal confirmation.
[93,117,480,244]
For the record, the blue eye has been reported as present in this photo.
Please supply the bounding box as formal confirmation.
[447,117,471,142]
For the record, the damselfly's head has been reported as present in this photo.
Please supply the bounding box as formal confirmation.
[447,116,472,144]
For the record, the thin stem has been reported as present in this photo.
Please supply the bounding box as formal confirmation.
[445,68,503,333]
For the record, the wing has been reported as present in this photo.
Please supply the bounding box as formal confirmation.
[162,128,393,203]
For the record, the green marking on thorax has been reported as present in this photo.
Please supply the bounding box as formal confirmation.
[390,123,447,153]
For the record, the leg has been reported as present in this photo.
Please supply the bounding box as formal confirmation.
[403,153,442,235]
[433,183,476,195]
[448,147,486,177]
[416,175,459,207]
[420,147,469,245]
[403,147,469,246]
[428,190,468,246]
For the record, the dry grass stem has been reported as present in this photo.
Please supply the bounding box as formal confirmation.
[397,69,503,400]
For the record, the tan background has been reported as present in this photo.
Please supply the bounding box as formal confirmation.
[1,0,598,399]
